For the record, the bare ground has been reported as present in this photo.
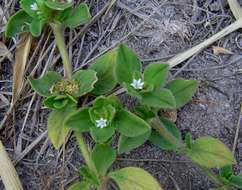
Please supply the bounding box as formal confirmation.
[0,0,242,189]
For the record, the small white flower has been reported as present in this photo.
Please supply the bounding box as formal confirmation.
[96,118,107,129]
[130,78,144,90]
[30,3,38,11]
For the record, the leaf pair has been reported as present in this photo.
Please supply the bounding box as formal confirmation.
[65,96,151,143]
[6,0,91,37]
[116,44,198,109]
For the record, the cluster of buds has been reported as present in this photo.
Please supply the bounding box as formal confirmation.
[50,79,79,95]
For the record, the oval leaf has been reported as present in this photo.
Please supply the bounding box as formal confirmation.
[118,131,151,154]
[144,63,169,88]
[113,109,151,137]
[91,144,116,175]
[30,19,44,37]
[48,106,75,149]
[149,118,181,151]
[90,125,115,143]
[64,107,92,132]
[116,44,141,84]
[109,167,163,190]
[63,3,91,27]
[68,181,90,190]
[28,71,62,97]
[6,10,32,37]
[73,69,97,97]
[90,50,118,95]
[187,137,235,168]
[141,89,176,109]
[166,79,198,108]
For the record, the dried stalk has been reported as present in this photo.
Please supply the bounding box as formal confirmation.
[0,140,23,190]
[168,19,242,67]
[228,0,242,20]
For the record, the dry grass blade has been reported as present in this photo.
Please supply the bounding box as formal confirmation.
[167,19,242,67]
[0,42,12,62]
[228,0,242,20]
[11,33,32,105]
[0,140,23,190]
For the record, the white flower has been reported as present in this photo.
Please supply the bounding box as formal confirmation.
[130,78,144,90]
[96,118,107,129]
[30,3,38,11]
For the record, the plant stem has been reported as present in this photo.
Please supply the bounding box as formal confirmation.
[74,132,97,174]
[97,179,107,190]
[50,23,72,79]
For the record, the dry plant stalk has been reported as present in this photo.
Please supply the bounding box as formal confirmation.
[228,0,242,20]
[12,33,32,105]
[0,140,23,190]
[168,0,242,67]
[168,19,242,67]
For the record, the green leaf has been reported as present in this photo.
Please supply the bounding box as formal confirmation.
[149,118,181,151]
[116,44,141,84]
[109,167,163,190]
[56,7,72,21]
[219,165,233,179]
[64,107,92,132]
[73,69,97,97]
[63,3,91,27]
[166,79,198,108]
[141,89,176,109]
[80,166,100,186]
[5,10,32,37]
[134,105,156,120]
[68,181,90,190]
[30,19,44,37]
[113,109,151,137]
[90,50,118,95]
[91,144,116,175]
[229,175,242,187]
[90,125,115,143]
[43,95,70,109]
[47,105,75,149]
[185,133,193,149]
[186,137,235,168]
[118,131,151,154]
[28,71,62,97]
[44,0,73,10]
[144,63,169,88]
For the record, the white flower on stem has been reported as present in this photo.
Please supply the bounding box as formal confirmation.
[130,78,144,90]
[30,3,38,11]
[96,118,107,129]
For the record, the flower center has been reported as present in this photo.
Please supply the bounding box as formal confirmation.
[130,78,144,90]
[96,118,107,129]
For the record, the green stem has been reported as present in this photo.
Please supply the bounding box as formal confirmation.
[74,132,98,175]
[50,23,72,79]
